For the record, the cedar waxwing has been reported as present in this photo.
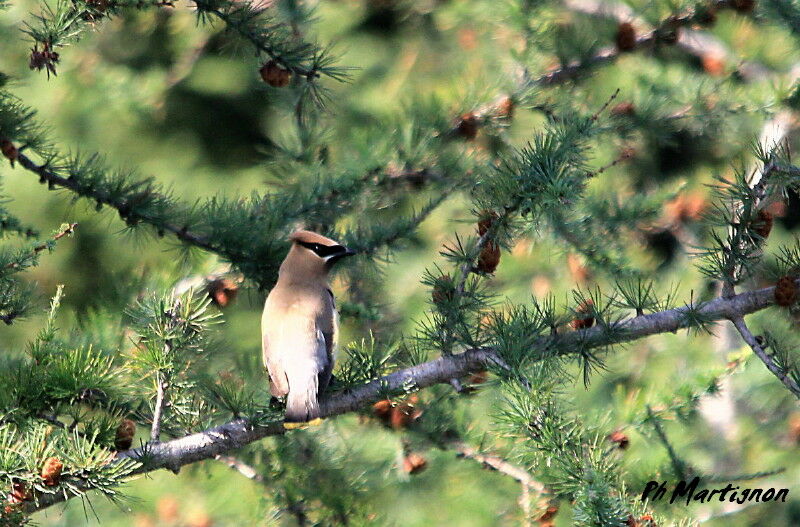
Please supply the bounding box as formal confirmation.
[261,230,356,424]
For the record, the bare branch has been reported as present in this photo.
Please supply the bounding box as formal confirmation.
[150,376,169,442]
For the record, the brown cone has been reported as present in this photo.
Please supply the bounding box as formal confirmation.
[570,299,595,330]
[477,242,500,274]
[615,22,636,52]
[115,419,137,451]
[259,60,291,87]
[41,457,63,486]
[775,276,797,307]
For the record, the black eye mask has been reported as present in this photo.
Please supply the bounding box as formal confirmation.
[297,241,347,258]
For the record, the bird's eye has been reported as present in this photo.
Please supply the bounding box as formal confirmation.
[313,244,321,252]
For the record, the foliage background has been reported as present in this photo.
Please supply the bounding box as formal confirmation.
[1,0,800,525]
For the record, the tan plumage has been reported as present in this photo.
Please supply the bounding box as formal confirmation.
[261,230,355,423]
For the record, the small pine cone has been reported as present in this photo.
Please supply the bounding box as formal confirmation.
[607,429,630,449]
[456,113,479,140]
[788,413,800,443]
[610,101,635,116]
[41,457,63,486]
[390,395,422,429]
[702,54,725,77]
[372,399,393,426]
[537,502,559,522]
[402,452,428,474]
[477,210,499,236]
[639,515,657,526]
[570,299,594,330]
[0,138,17,167]
[467,370,488,386]
[615,22,637,52]
[775,276,797,307]
[476,242,500,274]
[751,209,773,240]
[496,96,514,120]
[259,60,291,87]
[732,0,756,13]
[8,482,31,504]
[207,277,239,308]
[431,274,455,304]
[114,418,137,451]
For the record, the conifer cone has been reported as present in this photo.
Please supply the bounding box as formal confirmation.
[788,413,800,443]
[0,138,17,167]
[615,22,637,52]
[41,457,63,486]
[477,210,499,236]
[477,242,500,274]
[8,482,30,504]
[372,399,392,423]
[570,299,595,329]
[207,278,239,308]
[496,96,514,120]
[775,276,797,307]
[115,418,137,451]
[372,395,422,429]
[610,101,635,116]
[432,274,454,304]
[402,452,428,474]
[752,209,773,240]
[456,113,479,140]
[259,60,291,87]
[537,502,559,523]
[607,429,630,449]
[390,395,422,429]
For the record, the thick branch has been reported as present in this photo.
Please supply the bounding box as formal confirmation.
[28,281,791,514]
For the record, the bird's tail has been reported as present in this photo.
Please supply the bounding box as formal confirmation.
[285,374,320,423]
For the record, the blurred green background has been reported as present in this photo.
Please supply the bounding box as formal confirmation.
[2,0,800,525]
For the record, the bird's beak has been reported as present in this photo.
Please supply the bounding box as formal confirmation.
[342,247,357,257]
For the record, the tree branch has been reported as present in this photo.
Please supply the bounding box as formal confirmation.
[14,151,217,253]
[730,316,800,398]
[150,376,169,442]
[26,280,794,514]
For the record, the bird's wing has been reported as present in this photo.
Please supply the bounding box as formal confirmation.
[316,288,337,392]
[262,330,289,398]
[323,288,338,361]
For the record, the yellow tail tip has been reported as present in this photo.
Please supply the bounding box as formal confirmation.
[283,417,324,430]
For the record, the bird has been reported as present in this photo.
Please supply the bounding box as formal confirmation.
[261,230,356,426]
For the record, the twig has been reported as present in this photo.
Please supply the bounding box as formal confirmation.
[15,152,217,253]
[646,405,688,480]
[4,222,77,270]
[215,454,264,482]
[450,442,544,493]
[150,375,169,442]
[730,316,800,398]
